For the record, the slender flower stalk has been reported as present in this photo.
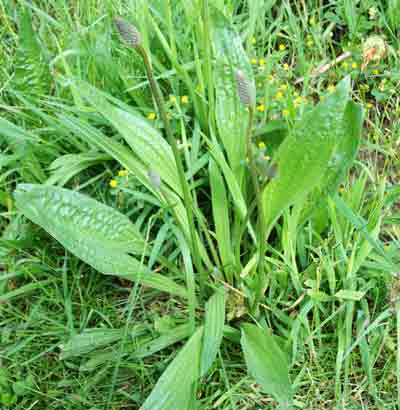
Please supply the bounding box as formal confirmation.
[114,17,204,292]
[235,69,266,307]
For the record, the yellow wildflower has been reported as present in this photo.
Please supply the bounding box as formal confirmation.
[279,83,288,91]
[251,58,258,65]
[327,84,336,93]
[279,44,286,51]
[294,96,303,106]
[307,40,314,47]
[256,104,265,112]
[268,74,275,83]
[170,95,177,103]
[251,36,256,45]
[181,95,189,104]
[275,91,284,100]
[339,186,345,193]
[351,62,358,69]
[109,179,118,188]
[366,102,373,109]
[283,63,289,71]
[118,169,128,177]
[372,69,379,75]
[342,61,349,69]
[309,17,316,26]
[259,58,266,66]
[282,109,290,117]
[258,142,266,149]
[147,112,156,120]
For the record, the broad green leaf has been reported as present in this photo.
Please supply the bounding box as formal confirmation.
[77,83,183,197]
[57,113,205,261]
[15,184,187,298]
[200,289,225,376]
[241,323,292,407]
[61,328,132,359]
[212,8,255,183]
[79,324,192,372]
[209,159,235,276]
[13,8,51,95]
[301,101,364,230]
[262,77,351,233]
[140,327,203,410]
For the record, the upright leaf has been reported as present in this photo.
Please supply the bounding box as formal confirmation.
[209,160,235,276]
[140,327,203,410]
[77,83,183,197]
[262,77,351,233]
[13,8,51,95]
[300,101,364,230]
[200,289,225,376]
[15,184,187,298]
[212,8,255,183]
[241,324,292,407]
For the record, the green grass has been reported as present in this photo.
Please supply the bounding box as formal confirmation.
[1,0,400,409]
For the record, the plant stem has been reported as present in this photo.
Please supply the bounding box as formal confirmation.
[137,46,204,290]
[245,107,267,306]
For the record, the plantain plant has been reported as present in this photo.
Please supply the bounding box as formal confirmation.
[14,8,366,409]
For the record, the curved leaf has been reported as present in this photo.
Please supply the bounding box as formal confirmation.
[15,184,187,298]
[300,101,364,230]
[77,83,182,197]
[212,8,255,183]
[140,327,203,410]
[200,289,225,376]
[262,77,351,233]
[241,323,292,407]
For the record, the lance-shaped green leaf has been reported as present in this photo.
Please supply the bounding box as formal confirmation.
[77,82,183,197]
[262,77,351,234]
[209,160,235,276]
[140,327,203,410]
[300,101,364,230]
[200,289,225,376]
[241,324,292,407]
[212,8,255,183]
[14,184,187,298]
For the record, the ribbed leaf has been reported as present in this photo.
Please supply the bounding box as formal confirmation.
[61,329,126,359]
[15,184,187,298]
[77,83,182,197]
[241,324,292,407]
[13,8,51,95]
[140,327,203,410]
[300,101,364,230]
[200,289,225,376]
[209,160,234,276]
[47,153,112,186]
[212,8,254,182]
[262,77,351,233]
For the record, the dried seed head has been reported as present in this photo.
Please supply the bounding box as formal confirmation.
[362,35,387,67]
[235,69,255,107]
[148,169,161,191]
[114,17,142,49]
